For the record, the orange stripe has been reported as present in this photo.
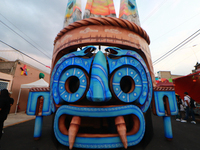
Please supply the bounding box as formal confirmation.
[73,6,82,12]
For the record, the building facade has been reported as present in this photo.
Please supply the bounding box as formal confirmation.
[156,71,182,80]
[0,59,50,113]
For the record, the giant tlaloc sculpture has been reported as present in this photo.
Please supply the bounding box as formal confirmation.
[26,0,178,149]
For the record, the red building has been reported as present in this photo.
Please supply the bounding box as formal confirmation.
[173,62,200,103]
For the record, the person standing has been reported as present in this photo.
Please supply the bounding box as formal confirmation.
[8,91,14,114]
[189,96,196,124]
[0,89,11,139]
[181,92,196,124]
[179,98,185,121]
[175,94,185,121]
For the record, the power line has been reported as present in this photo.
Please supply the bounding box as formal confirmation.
[141,0,167,24]
[151,11,200,43]
[0,40,50,68]
[0,19,52,59]
[153,32,200,65]
[153,29,200,65]
[0,12,52,57]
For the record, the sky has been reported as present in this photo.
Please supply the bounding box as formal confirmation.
[0,0,200,76]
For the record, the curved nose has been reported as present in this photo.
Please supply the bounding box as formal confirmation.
[86,51,112,102]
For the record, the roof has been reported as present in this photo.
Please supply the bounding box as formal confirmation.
[173,71,200,81]
[20,79,49,89]
[54,17,150,45]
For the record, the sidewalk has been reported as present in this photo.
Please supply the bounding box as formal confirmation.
[4,111,35,128]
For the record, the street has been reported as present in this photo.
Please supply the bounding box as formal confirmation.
[1,113,200,150]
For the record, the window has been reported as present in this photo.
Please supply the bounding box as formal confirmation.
[0,80,9,90]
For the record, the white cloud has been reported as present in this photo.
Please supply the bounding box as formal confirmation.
[1,0,200,77]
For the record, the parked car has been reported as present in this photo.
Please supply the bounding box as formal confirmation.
[194,103,200,115]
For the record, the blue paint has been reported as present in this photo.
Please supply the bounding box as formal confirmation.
[50,46,95,107]
[28,46,158,148]
[27,91,51,116]
[112,67,142,102]
[51,55,93,104]
[154,91,178,116]
[106,47,153,112]
[59,68,87,102]
[87,51,112,102]
[128,0,136,10]
[54,105,145,149]
[163,116,173,139]
[34,116,43,138]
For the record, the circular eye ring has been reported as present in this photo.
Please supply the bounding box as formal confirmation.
[52,66,89,104]
[110,67,142,103]
[58,67,89,103]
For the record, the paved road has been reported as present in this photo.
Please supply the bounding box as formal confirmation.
[1,114,200,150]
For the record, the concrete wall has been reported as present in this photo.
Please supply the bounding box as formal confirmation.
[0,72,13,91]
[157,71,182,80]
[157,71,171,79]
[0,61,17,75]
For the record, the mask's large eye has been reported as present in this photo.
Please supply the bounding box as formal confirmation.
[110,67,142,103]
[51,54,93,105]
[52,67,89,104]
[58,67,89,102]
[107,49,152,111]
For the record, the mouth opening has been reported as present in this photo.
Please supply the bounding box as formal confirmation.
[58,114,140,137]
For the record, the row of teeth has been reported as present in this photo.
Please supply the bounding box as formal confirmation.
[68,116,128,149]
